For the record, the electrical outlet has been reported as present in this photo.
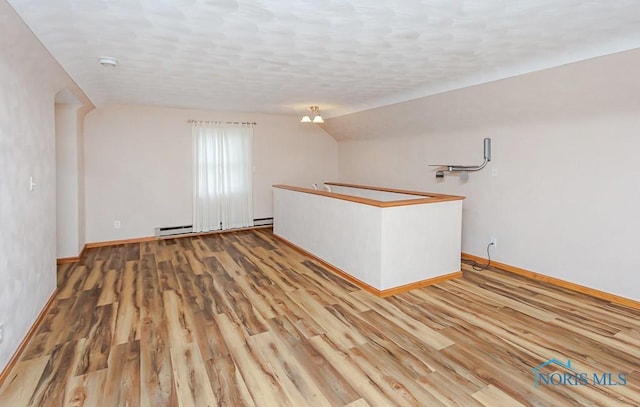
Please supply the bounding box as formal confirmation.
[114,220,121,229]
[490,237,497,248]
[0,321,4,344]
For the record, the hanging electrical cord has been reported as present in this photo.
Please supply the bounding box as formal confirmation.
[466,241,495,271]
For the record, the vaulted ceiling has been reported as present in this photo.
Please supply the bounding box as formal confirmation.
[8,0,640,117]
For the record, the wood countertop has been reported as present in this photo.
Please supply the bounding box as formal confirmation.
[273,182,465,208]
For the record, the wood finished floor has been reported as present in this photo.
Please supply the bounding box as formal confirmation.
[1,229,639,406]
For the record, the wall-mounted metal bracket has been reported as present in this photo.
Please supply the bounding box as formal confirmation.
[430,138,491,177]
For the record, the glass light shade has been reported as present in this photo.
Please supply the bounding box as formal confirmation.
[300,115,312,123]
[312,115,324,123]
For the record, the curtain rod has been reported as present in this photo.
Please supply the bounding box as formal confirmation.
[187,120,257,125]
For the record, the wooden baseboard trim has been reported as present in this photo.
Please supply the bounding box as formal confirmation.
[378,271,463,297]
[85,236,157,248]
[0,288,58,389]
[274,234,461,297]
[79,244,88,260]
[56,244,89,265]
[171,225,273,240]
[461,252,640,310]
[56,256,80,265]
[84,226,274,250]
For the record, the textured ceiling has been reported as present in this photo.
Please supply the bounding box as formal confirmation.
[7,0,640,117]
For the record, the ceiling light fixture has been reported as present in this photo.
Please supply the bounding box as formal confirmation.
[301,106,324,123]
[99,56,118,67]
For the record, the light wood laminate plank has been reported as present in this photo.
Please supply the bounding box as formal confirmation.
[1,229,639,406]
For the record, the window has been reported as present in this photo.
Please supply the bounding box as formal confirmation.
[192,121,253,232]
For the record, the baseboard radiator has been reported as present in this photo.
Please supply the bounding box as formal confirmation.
[155,218,273,237]
[253,217,274,227]
[155,225,193,237]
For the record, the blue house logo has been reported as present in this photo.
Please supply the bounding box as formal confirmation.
[533,358,627,388]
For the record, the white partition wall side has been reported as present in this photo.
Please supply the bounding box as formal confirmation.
[273,183,465,296]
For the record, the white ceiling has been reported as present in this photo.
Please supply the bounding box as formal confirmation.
[7,0,640,117]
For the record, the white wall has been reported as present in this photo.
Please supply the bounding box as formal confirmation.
[77,106,88,253]
[84,104,338,242]
[55,102,91,258]
[274,187,462,290]
[0,1,91,372]
[331,50,640,301]
[274,188,383,288]
[56,103,79,258]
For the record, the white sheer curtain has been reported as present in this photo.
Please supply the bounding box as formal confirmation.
[192,121,253,232]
